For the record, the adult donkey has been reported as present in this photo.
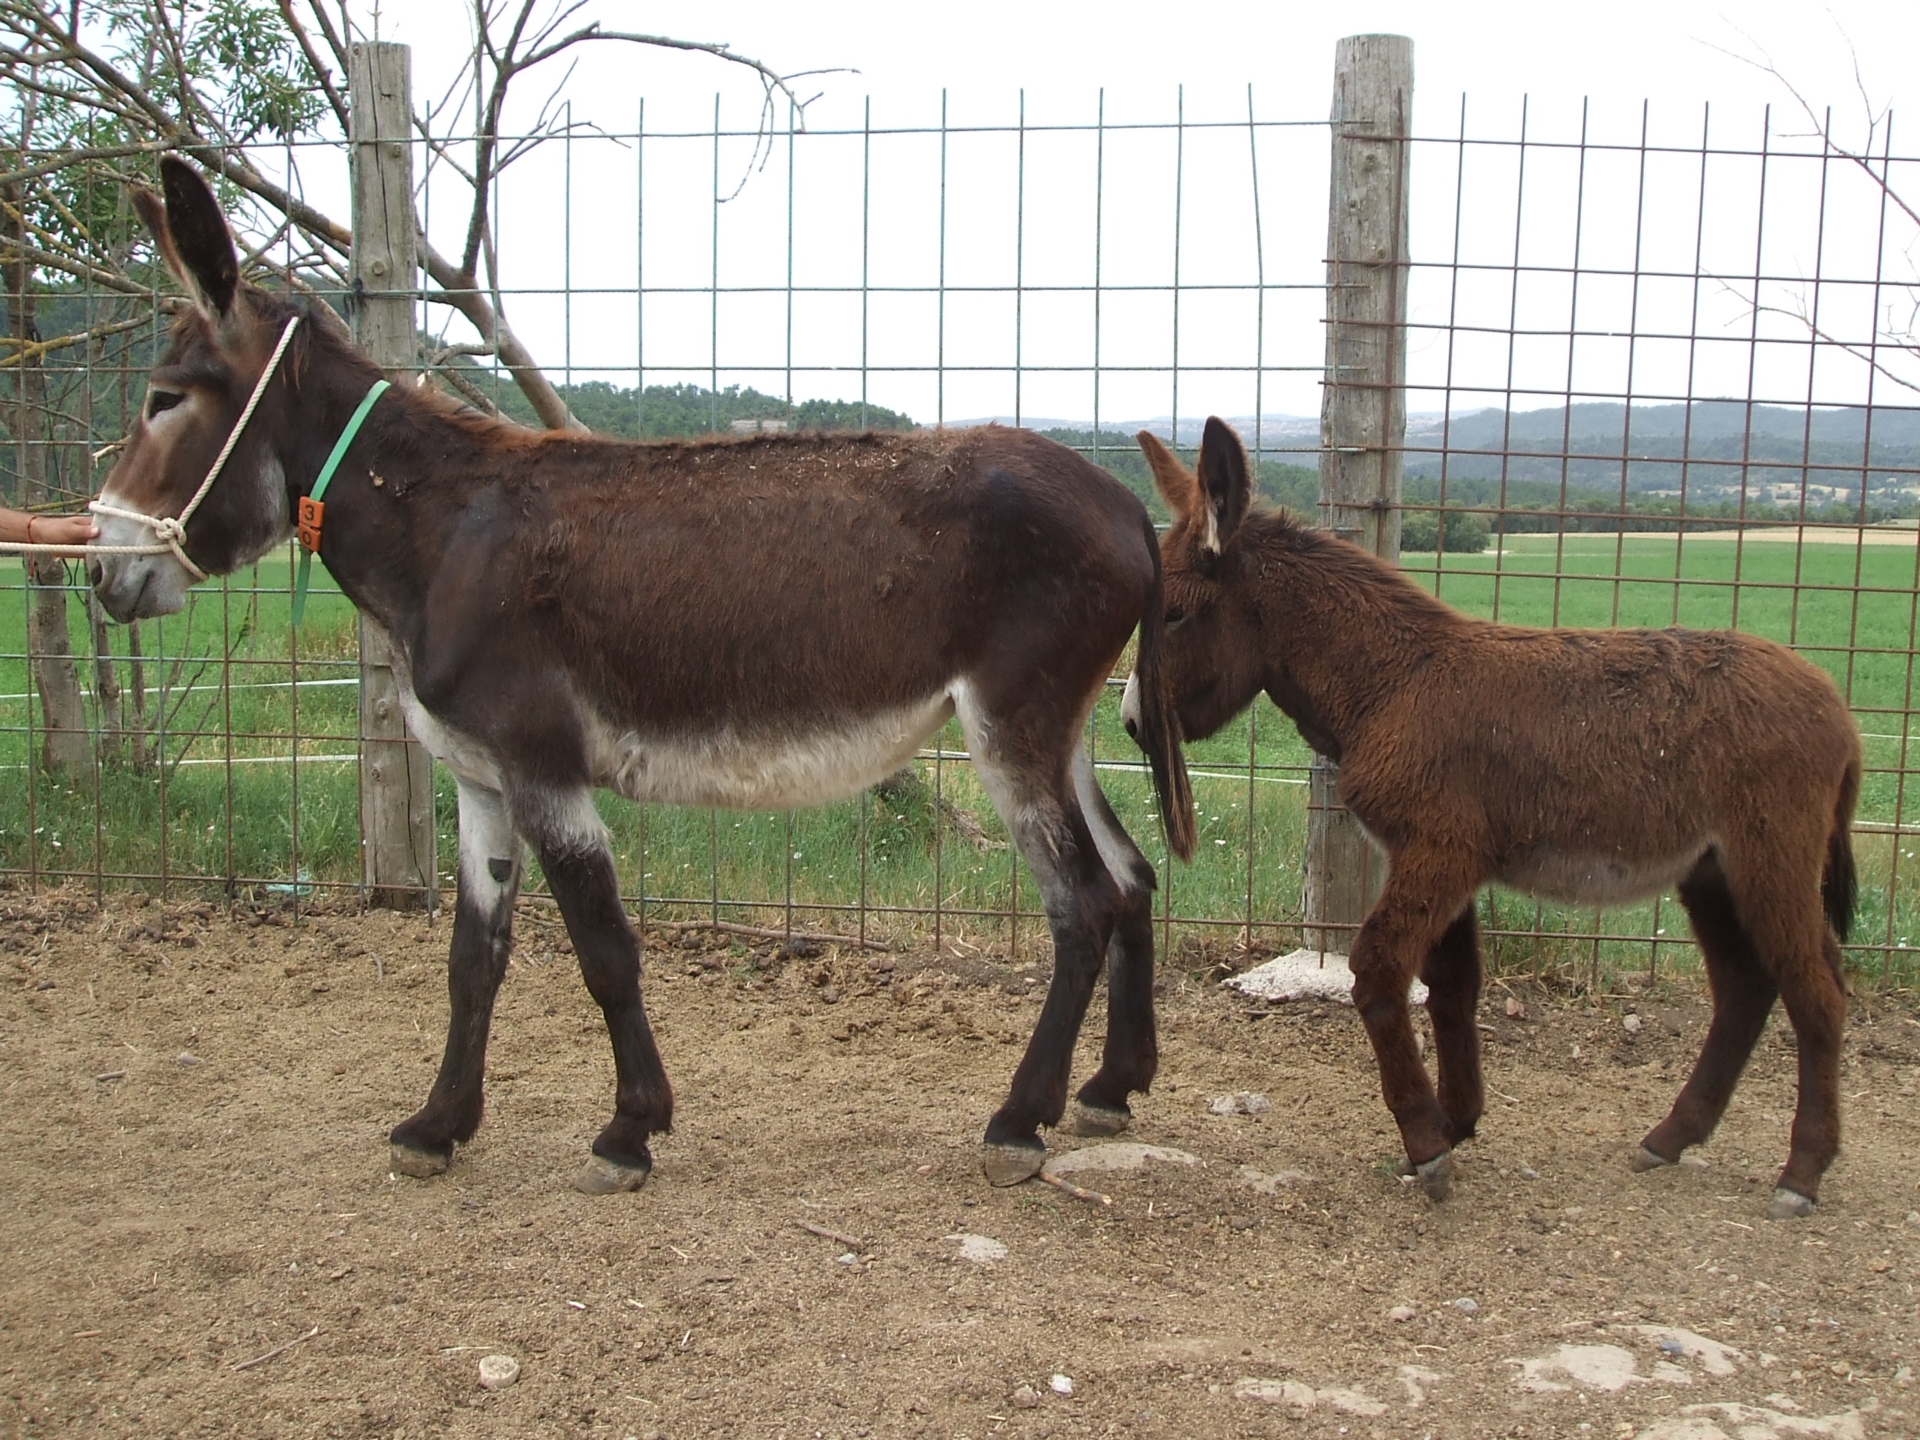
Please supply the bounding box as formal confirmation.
[1124,417,1860,1219]
[94,158,1196,1194]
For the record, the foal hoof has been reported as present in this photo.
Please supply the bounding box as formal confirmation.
[1630,1144,1677,1173]
[1070,1100,1133,1138]
[574,1154,652,1195]
[981,1141,1046,1187]
[1397,1151,1454,1202]
[389,1141,450,1179]
[1768,1186,1815,1220]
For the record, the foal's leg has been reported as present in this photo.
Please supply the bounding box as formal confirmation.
[390,779,522,1177]
[1421,904,1485,1147]
[1348,855,1478,1201]
[1068,748,1161,1136]
[1638,854,1776,1179]
[524,787,674,1195]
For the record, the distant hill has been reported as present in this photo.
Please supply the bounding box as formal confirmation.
[1404,401,1920,504]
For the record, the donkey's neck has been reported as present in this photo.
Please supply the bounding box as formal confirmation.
[279,361,500,641]
[1249,520,1462,757]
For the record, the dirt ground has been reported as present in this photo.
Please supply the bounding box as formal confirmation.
[2,889,1917,1440]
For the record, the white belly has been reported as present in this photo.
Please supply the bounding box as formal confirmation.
[584,693,957,811]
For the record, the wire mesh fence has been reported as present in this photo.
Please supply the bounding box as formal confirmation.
[6,80,1920,989]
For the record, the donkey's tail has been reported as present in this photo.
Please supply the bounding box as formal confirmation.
[1823,754,1860,945]
[1133,511,1196,862]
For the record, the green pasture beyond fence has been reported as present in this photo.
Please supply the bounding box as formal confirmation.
[9,527,1920,989]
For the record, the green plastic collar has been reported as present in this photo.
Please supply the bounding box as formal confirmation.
[291,378,390,626]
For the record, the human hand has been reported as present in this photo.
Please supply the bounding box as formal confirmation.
[28,513,100,546]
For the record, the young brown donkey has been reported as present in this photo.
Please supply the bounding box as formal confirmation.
[1124,417,1861,1219]
[93,157,1196,1194]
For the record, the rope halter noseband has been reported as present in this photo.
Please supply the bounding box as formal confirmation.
[85,313,305,582]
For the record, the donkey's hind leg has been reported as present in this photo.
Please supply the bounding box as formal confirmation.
[390,780,522,1178]
[1068,748,1161,1137]
[1422,904,1485,1147]
[959,704,1124,1184]
[1639,853,1777,1175]
[526,787,674,1195]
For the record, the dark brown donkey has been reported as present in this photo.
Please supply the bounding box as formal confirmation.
[1123,417,1860,1219]
[94,157,1196,1194]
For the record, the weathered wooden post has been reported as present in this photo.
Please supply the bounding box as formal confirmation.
[349,41,436,907]
[1304,34,1412,955]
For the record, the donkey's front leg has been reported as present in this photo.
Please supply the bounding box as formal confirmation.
[390,780,521,1178]
[1350,866,1475,1201]
[530,790,674,1195]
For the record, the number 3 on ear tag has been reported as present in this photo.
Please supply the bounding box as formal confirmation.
[297,495,324,553]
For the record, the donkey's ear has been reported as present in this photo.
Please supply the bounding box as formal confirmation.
[1136,430,1199,520]
[150,156,239,318]
[1195,416,1251,552]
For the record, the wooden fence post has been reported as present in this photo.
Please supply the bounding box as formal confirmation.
[1304,34,1412,955]
[349,41,436,908]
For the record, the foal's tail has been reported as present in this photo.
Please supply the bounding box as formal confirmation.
[1822,754,1860,946]
[1133,512,1197,862]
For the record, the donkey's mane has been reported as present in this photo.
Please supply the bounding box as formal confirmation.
[1237,502,1466,633]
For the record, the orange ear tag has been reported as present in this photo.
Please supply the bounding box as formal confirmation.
[297,495,325,553]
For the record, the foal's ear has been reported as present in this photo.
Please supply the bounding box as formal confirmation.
[1136,429,1200,520]
[139,156,240,319]
[1196,416,1252,552]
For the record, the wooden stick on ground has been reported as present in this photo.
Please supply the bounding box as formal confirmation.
[1038,1170,1113,1206]
[231,1325,320,1372]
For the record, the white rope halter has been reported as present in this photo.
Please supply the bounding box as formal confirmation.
[0,313,302,579]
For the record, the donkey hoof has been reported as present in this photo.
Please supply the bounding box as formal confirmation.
[981,1141,1046,1187]
[1768,1186,1815,1220]
[574,1154,652,1195]
[1411,1152,1454,1202]
[1630,1144,1677,1173]
[1070,1100,1132,1138]
[389,1141,450,1179]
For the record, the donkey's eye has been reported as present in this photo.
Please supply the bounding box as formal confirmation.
[146,389,184,419]
[1165,607,1188,630]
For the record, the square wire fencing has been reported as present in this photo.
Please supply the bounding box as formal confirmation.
[5,67,1920,991]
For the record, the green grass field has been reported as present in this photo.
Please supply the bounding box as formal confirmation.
[7,529,1920,987]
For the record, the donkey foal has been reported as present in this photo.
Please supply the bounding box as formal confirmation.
[1125,417,1861,1219]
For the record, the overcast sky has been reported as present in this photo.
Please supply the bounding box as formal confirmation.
[334,1,1920,428]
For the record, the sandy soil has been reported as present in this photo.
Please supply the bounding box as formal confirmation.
[2,888,1917,1440]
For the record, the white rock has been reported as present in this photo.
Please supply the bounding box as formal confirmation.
[1225,949,1428,1006]
[1623,1013,1643,1033]
[1234,1379,1316,1409]
[1042,1143,1199,1176]
[1208,1091,1272,1116]
[944,1233,1007,1265]
[477,1354,520,1390]
[1630,1325,1743,1377]
[1510,1343,1650,1393]
[1450,1297,1479,1315]
[1387,1305,1418,1322]
[1048,1374,1074,1396]
[1238,1164,1312,1194]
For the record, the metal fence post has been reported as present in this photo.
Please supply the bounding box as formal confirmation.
[349,41,436,908]
[1304,34,1412,954]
